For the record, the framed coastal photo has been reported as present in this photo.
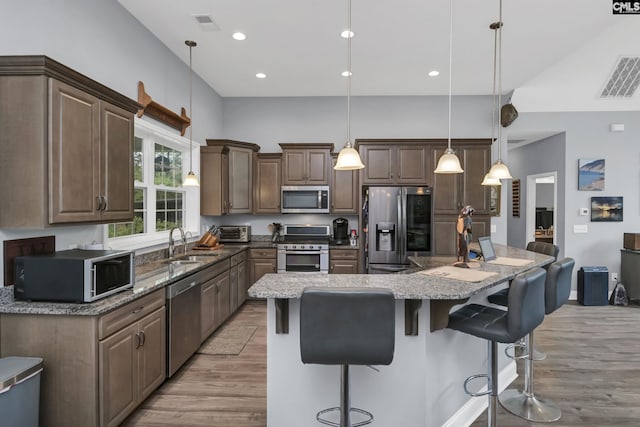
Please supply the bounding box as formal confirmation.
[591,196,623,222]
[578,158,604,190]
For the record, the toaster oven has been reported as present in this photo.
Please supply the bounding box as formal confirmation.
[217,226,251,243]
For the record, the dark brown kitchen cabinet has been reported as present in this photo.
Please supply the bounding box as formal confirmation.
[0,56,137,227]
[433,214,490,256]
[202,140,259,215]
[230,251,248,309]
[330,154,359,214]
[432,141,491,215]
[200,259,232,342]
[253,153,282,213]
[249,248,277,289]
[329,249,359,274]
[279,143,333,185]
[356,140,431,185]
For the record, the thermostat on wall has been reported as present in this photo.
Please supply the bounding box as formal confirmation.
[579,207,589,216]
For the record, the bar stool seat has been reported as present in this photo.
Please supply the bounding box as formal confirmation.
[300,288,395,427]
[448,268,547,427]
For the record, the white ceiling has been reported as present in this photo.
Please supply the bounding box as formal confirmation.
[119,0,638,104]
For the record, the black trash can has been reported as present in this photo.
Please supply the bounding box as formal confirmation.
[578,266,608,306]
[0,357,44,427]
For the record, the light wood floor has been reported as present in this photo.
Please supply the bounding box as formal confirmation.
[124,300,640,427]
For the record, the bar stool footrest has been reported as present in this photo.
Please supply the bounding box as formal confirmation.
[317,407,374,427]
[463,374,491,397]
[499,388,561,423]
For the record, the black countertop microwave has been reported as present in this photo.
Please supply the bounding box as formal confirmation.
[14,249,134,303]
[281,185,330,214]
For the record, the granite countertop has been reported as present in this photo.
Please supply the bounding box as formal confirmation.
[0,244,250,316]
[248,244,554,300]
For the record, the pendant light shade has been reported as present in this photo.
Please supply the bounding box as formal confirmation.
[334,0,365,171]
[435,0,463,175]
[182,40,199,187]
[481,172,502,186]
[485,0,512,182]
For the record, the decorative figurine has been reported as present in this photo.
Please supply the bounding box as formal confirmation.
[456,205,475,265]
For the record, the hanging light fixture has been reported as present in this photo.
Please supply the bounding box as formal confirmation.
[182,40,200,187]
[485,0,512,180]
[334,0,365,171]
[434,0,463,174]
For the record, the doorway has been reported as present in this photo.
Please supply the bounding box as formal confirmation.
[526,172,557,246]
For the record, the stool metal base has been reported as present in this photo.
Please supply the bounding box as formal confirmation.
[499,389,561,422]
[317,407,373,427]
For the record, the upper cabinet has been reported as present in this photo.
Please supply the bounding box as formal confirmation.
[201,140,259,215]
[253,153,282,214]
[0,56,138,228]
[356,140,431,186]
[330,154,359,214]
[279,143,333,185]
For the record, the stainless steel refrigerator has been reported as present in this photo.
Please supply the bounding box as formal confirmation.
[366,187,433,273]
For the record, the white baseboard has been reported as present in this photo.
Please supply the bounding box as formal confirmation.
[570,290,577,300]
[441,361,518,427]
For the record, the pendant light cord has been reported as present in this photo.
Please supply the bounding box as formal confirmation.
[447,0,453,151]
[346,0,352,147]
[497,0,503,162]
[491,22,497,152]
[189,42,194,171]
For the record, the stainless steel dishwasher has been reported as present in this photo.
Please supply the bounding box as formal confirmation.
[166,271,202,377]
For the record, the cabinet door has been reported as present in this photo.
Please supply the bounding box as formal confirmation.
[138,307,166,401]
[99,322,138,427]
[49,79,101,223]
[433,215,458,256]
[360,145,393,184]
[200,278,218,342]
[250,259,277,285]
[229,264,239,311]
[282,149,307,185]
[306,150,329,184]
[461,145,491,214]
[331,156,359,214]
[330,259,358,274]
[229,147,252,213]
[254,155,281,213]
[100,102,134,222]
[433,147,463,214]
[216,272,231,327]
[200,147,228,216]
[238,260,247,305]
[397,145,430,185]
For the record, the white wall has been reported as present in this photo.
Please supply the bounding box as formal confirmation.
[0,0,223,285]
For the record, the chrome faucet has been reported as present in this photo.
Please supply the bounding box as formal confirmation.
[168,226,187,258]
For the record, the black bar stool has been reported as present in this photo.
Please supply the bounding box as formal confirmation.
[300,288,396,427]
[448,268,547,427]
[488,241,559,361]
[499,257,575,422]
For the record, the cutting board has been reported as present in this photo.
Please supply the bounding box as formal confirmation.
[193,244,224,251]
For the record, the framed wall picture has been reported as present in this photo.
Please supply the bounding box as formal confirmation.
[578,158,604,190]
[591,196,623,222]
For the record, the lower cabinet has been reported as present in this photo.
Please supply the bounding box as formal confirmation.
[99,305,166,427]
[200,259,231,343]
[230,251,248,310]
[329,249,359,274]
[249,248,277,289]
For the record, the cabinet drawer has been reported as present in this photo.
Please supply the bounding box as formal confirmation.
[230,250,248,266]
[249,248,276,259]
[199,259,230,282]
[330,249,358,260]
[99,289,164,340]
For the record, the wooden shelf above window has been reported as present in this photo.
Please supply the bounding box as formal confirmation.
[136,81,190,136]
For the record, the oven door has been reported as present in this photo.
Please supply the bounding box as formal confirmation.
[277,249,329,273]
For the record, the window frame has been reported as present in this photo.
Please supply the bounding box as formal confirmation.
[106,119,200,251]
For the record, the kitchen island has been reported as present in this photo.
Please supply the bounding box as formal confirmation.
[248,244,553,427]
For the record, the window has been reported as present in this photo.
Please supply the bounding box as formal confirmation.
[107,120,199,250]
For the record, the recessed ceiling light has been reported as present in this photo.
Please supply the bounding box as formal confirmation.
[340,30,354,39]
[256,73,267,79]
[428,70,440,77]
[232,32,246,41]
[341,71,352,77]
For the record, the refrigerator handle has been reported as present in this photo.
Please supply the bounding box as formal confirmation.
[397,193,403,259]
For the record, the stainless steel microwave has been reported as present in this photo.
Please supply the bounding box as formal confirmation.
[14,249,134,303]
[281,186,330,213]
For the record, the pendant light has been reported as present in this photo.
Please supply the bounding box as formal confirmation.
[485,0,512,180]
[481,20,503,187]
[182,40,200,187]
[434,0,463,174]
[334,0,365,171]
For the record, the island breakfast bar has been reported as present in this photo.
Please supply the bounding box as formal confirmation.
[248,244,554,427]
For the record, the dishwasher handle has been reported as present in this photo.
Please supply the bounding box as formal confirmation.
[167,280,199,299]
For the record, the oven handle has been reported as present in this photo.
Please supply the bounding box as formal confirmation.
[282,250,328,255]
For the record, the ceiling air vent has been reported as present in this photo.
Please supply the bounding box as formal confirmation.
[192,14,220,31]
[600,56,640,98]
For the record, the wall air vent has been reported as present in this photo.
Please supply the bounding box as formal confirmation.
[600,56,640,98]
[192,14,220,31]
[507,139,526,144]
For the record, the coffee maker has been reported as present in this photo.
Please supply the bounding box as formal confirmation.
[332,217,349,245]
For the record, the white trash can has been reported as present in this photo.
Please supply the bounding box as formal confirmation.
[0,357,44,427]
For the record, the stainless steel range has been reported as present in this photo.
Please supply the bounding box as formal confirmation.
[277,224,330,274]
